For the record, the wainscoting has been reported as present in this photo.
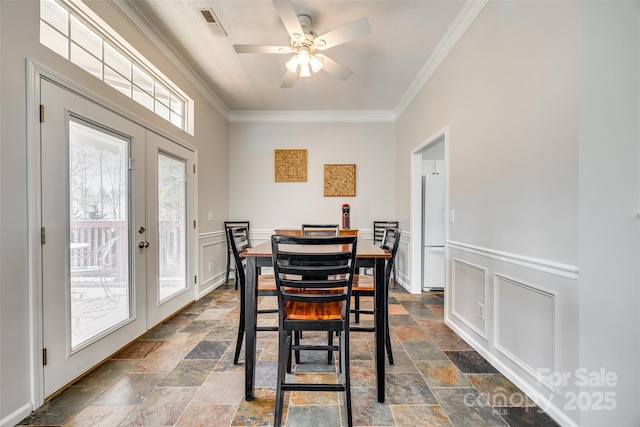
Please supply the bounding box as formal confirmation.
[446,241,579,427]
[197,230,227,298]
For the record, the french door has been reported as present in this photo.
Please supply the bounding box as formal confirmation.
[40,79,195,396]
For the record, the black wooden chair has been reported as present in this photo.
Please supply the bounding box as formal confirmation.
[351,227,401,365]
[373,220,399,283]
[271,235,357,427]
[228,226,278,365]
[224,221,250,287]
[301,224,339,236]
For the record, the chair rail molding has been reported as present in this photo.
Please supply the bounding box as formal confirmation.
[447,241,579,280]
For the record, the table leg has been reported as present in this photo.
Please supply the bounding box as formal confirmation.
[245,256,258,401]
[374,257,386,402]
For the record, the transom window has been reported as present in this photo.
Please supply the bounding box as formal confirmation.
[40,0,191,132]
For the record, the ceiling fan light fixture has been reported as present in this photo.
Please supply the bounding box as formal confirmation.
[313,38,327,50]
[300,63,311,77]
[309,54,323,73]
[297,47,310,65]
[285,55,299,73]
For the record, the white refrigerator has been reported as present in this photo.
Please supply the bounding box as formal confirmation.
[422,173,445,290]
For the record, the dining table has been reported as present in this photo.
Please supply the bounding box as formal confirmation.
[243,237,390,402]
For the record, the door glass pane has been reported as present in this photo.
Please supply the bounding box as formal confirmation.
[157,152,187,301]
[69,119,130,350]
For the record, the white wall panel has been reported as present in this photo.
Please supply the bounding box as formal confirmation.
[198,232,226,296]
[494,274,556,391]
[451,258,486,337]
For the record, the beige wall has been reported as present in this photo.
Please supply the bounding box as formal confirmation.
[229,121,395,234]
[397,1,580,263]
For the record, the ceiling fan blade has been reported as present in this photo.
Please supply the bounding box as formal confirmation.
[281,70,298,88]
[273,0,304,41]
[319,55,354,81]
[234,45,292,54]
[315,17,371,50]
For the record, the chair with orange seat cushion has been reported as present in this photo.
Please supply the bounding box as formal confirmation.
[271,235,358,427]
[228,226,278,365]
[351,227,401,365]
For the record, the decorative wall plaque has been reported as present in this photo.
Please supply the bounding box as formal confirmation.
[274,149,307,182]
[324,164,356,197]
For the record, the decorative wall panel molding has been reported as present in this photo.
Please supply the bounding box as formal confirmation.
[494,274,557,392]
[451,258,487,338]
[448,240,578,279]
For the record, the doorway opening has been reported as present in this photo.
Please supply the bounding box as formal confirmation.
[409,127,449,294]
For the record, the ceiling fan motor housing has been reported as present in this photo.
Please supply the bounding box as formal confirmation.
[291,15,321,49]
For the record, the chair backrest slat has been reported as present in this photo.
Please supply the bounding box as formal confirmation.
[373,221,399,246]
[225,220,250,249]
[301,224,340,236]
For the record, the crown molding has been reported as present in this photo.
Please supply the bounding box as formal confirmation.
[394,0,488,117]
[228,110,396,123]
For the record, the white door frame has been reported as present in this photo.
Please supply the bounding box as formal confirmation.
[409,126,449,295]
[26,60,199,408]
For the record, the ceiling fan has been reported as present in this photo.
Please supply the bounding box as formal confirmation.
[233,0,371,88]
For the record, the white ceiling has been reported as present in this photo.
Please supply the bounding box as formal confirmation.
[122,0,468,113]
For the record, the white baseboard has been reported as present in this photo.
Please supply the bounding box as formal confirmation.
[1,403,32,427]
[197,276,226,299]
[445,318,579,427]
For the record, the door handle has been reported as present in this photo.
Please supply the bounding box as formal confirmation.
[138,241,149,248]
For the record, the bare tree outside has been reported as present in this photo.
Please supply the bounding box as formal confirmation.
[68,119,129,349]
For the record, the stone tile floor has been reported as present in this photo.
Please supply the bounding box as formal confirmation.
[19,282,560,426]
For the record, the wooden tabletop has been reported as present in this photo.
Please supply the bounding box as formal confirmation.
[274,228,359,237]
[245,237,388,259]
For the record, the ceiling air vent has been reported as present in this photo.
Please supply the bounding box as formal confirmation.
[200,8,227,36]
